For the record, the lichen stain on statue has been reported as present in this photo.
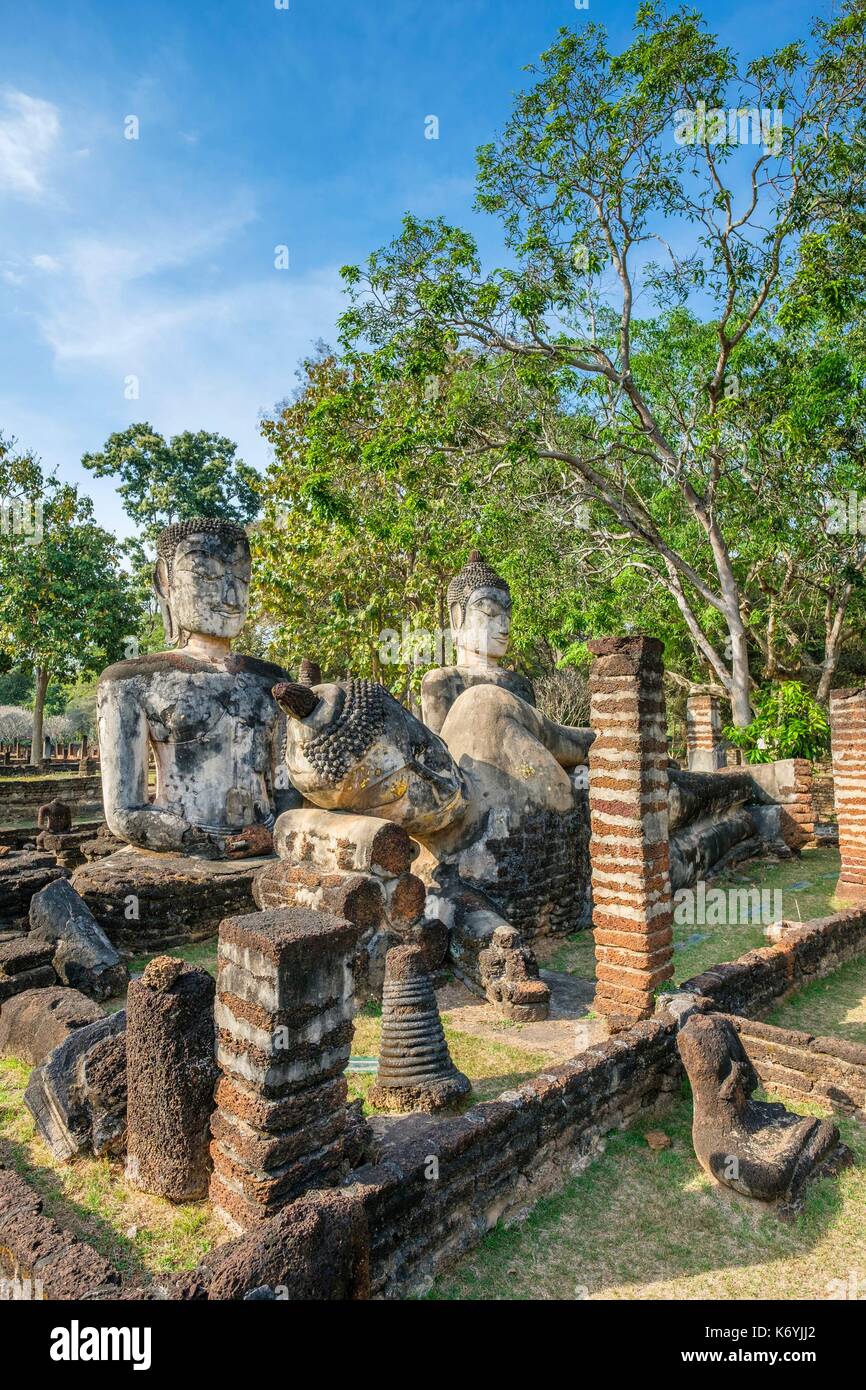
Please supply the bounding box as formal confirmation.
[420,551,535,736]
[96,518,293,859]
[273,671,594,1017]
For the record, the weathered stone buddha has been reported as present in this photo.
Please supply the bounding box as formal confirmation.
[97,518,292,856]
[75,519,294,951]
[271,675,594,1017]
[421,552,535,735]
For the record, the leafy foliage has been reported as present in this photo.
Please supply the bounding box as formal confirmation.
[724,682,831,762]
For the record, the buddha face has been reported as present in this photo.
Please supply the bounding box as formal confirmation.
[274,680,467,835]
[156,533,250,645]
[451,585,511,666]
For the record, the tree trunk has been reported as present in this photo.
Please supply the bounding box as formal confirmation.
[30,666,48,768]
[817,584,852,705]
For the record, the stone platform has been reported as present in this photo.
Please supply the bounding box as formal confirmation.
[71,847,273,954]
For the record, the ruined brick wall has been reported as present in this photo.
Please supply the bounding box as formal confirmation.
[587,637,674,1024]
[830,688,866,903]
[0,1163,120,1299]
[685,692,726,772]
[482,799,591,936]
[812,761,836,824]
[726,1015,866,1115]
[0,774,103,821]
[680,908,866,1017]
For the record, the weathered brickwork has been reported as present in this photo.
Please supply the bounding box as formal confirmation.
[483,801,591,936]
[729,1015,866,1115]
[588,637,674,1024]
[685,690,726,772]
[209,907,369,1234]
[778,758,817,851]
[830,688,866,902]
[680,908,866,1017]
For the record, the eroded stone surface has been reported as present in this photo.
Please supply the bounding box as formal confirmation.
[72,847,268,952]
[0,986,103,1065]
[29,878,128,1000]
[677,1013,844,1204]
[210,907,369,1232]
[368,943,470,1114]
[24,1010,127,1161]
[125,958,217,1202]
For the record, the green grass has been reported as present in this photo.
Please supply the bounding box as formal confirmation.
[770,953,866,1045]
[428,1085,866,1301]
[543,848,842,990]
[0,1057,225,1280]
[347,1001,548,1113]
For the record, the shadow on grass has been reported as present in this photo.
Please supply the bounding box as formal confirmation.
[426,1081,863,1301]
[0,1131,150,1282]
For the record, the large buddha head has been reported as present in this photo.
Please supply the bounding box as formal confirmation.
[273,678,466,835]
[447,551,512,668]
[154,518,251,648]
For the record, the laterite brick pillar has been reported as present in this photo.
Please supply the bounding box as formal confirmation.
[588,637,674,1027]
[686,688,726,771]
[777,759,817,851]
[209,907,369,1234]
[829,688,866,904]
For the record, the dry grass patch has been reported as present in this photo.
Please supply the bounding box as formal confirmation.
[428,1087,866,1301]
[0,1056,226,1281]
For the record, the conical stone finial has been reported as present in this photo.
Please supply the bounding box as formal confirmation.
[368,944,471,1113]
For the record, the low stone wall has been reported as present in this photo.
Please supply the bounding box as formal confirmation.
[0,774,103,822]
[727,1015,866,1115]
[680,908,866,1018]
[0,1163,120,1300]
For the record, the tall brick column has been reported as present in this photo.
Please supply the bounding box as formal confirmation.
[588,637,674,1028]
[686,687,727,771]
[209,907,369,1233]
[829,688,866,904]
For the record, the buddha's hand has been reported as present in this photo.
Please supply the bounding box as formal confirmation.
[223,824,274,859]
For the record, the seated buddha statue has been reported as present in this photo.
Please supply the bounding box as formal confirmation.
[272,675,594,1014]
[421,552,535,735]
[97,517,294,858]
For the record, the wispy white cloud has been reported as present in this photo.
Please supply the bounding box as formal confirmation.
[0,90,60,198]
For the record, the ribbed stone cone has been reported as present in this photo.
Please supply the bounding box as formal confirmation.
[368,944,470,1113]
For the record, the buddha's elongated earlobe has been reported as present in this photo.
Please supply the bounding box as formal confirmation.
[153,556,179,648]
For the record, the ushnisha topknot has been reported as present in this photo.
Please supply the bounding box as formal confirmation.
[446,550,510,623]
[156,517,250,580]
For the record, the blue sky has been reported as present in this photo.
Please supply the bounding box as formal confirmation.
[1,0,821,536]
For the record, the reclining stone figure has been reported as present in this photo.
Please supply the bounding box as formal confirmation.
[677,1013,845,1205]
[272,675,594,1017]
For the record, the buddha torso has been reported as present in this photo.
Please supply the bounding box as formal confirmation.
[421,663,535,735]
[98,650,290,847]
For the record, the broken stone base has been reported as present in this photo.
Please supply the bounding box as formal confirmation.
[72,847,273,952]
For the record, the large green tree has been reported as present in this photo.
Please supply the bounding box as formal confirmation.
[82,423,260,542]
[0,436,139,764]
[337,3,866,723]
